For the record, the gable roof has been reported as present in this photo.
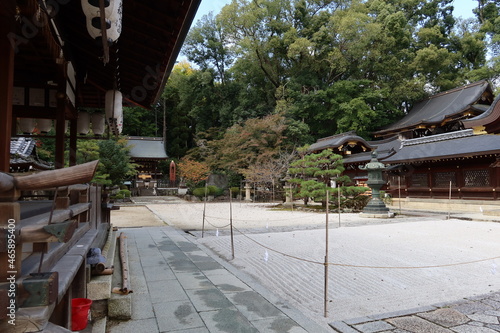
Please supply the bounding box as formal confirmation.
[10,137,53,171]
[127,137,168,160]
[462,94,500,133]
[374,80,492,137]
[308,131,373,152]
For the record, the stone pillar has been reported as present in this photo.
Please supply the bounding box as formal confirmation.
[283,185,293,206]
[244,183,252,202]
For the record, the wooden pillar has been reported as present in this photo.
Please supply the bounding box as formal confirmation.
[0,3,16,173]
[55,110,66,169]
[0,190,22,322]
[55,63,67,169]
[69,119,77,166]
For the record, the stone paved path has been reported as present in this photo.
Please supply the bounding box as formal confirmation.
[106,225,329,333]
[331,292,500,332]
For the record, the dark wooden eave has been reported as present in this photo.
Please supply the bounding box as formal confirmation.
[11,0,201,111]
[462,94,500,134]
[374,80,494,138]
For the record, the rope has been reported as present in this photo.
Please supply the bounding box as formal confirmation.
[204,217,231,229]
[232,226,500,269]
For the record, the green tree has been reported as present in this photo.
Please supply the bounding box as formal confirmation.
[288,149,348,205]
[122,106,159,137]
[204,113,289,173]
[97,138,137,186]
[183,12,234,84]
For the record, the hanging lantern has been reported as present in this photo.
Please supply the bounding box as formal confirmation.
[82,0,122,43]
[106,17,122,42]
[81,0,122,21]
[91,113,105,136]
[37,119,52,133]
[77,112,90,135]
[105,90,122,135]
[19,118,36,134]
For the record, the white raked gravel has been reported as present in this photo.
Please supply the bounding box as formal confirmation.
[119,201,500,325]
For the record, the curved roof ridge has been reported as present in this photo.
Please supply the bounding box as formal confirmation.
[401,129,474,147]
[463,93,500,128]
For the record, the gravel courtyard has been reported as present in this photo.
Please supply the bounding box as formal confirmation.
[112,200,500,326]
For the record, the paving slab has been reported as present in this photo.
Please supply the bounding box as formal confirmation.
[417,308,469,327]
[106,225,328,332]
[109,201,500,333]
[386,316,453,333]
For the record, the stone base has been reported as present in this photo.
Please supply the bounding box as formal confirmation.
[359,212,395,219]
[362,197,390,215]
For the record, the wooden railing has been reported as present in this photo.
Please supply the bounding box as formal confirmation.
[0,161,111,332]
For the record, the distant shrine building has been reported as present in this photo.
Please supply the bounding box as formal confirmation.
[309,80,500,201]
[127,137,168,192]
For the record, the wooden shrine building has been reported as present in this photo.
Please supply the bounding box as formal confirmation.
[0,0,201,331]
[309,80,500,201]
[127,136,168,192]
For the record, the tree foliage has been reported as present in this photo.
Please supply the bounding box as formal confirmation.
[83,138,137,186]
[115,0,499,185]
[287,149,348,204]
[178,156,210,188]
[202,113,290,173]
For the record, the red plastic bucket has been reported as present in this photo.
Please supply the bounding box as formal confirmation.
[71,298,92,331]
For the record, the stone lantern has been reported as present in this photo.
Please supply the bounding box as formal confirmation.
[359,151,392,217]
[244,181,253,201]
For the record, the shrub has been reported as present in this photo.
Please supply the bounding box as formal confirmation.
[230,187,240,198]
[192,187,208,198]
[119,189,131,198]
[193,186,224,198]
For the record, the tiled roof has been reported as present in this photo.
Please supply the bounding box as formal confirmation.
[374,80,491,136]
[10,137,53,170]
[384,130,500,164]
[10,137,36,158]
[126,137,168,159]
[308,131,374,152]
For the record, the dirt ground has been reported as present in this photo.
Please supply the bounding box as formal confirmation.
[110,206,166,227]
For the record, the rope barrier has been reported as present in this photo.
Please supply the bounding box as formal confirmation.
[232,226,500,269]
[203,212,322,223]
[203,217,231,229]
[198,203,499,270]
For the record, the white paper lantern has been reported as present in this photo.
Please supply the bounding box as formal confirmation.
[37,119,52,133]
[19,118,35,134]
[77,112,90,135]
[81,0,121,21]
[91,113,105,135]
[82,0,122,42]
[105,90,122,135]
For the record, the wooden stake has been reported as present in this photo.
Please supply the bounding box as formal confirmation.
[202,182,207,238]
[116,232,132,294]
[324,190,329,317]
[230,193,235,260]
[398,176,402,215]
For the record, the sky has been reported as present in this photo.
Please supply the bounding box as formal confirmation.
[192,0,477,23]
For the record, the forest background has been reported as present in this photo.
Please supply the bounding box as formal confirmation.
[39,0,500,188]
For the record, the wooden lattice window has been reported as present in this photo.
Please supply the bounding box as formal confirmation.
[464,169,490,187]
[388,175,406,187]
[433,171,456,187]
[410,173,428,187]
